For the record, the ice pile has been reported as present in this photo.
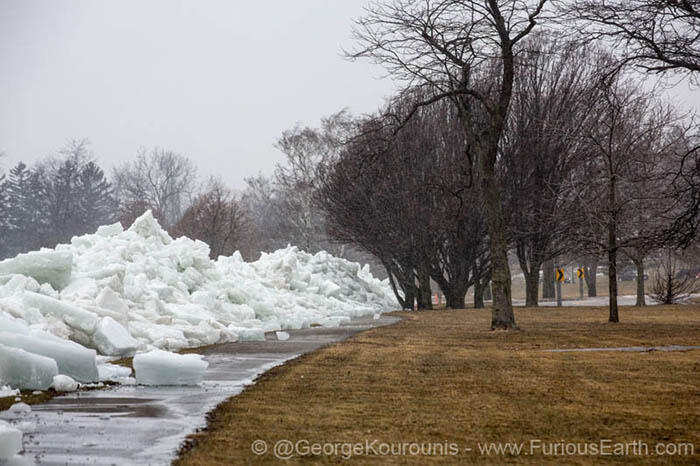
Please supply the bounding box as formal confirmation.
[0,211,397,390]
[0,386,19,398]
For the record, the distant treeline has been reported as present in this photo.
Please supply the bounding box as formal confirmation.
[0,140,116,257]
[0,138,378,273]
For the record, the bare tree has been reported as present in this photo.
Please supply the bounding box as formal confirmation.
[501,37,603,306]
[318,93,491,310]
[172,178,247,259]
[651,248,700,303]
[239,174,289,259]
[317,113,437,310]
[351,0,549,329]
[662,130,700,248]
[273,112,351,253]
[562,0,700,78]
[582,255,601,297]
[569,74,688,322]
[113,148,197,228]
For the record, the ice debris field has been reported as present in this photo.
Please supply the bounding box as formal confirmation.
[0,211,397,394]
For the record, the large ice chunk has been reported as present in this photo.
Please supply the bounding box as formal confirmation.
[93,317,138,357]
[0,344,58,390]
[95,288,129,314]
[0,330,98,383]
[128,210,172,244]
[133,349,208,385]
[51,374,78,392]
[97,362,132,382]
[0,250,72,290]
[0,420,23,459]
[95,222,124,237]
[21,292,99,335]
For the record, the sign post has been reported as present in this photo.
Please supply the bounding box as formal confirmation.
[555,267,564,307]
[576,267,585,300]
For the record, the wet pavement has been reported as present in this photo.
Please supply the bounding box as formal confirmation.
[1,315,400,466]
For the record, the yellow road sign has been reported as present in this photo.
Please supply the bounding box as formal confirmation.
[576,267,585,279]
[556,268,565,282]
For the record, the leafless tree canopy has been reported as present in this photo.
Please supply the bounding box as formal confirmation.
[113,148,197,228]
[562,0,700,78]
[351,0,550,329]
[501,36,605,306]
[172,178,247,259]
[650,248,700,303]
[566,72,693,320]
[317,92,491,310]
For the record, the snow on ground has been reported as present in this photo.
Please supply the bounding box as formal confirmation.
[0,211,398,391]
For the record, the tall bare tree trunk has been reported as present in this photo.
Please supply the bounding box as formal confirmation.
[474,282,485,309]
[608,177,619,323]
[542,259,555,299]
[484,279,493,301]
[416,265,433,310]
[634,257,646,307]
[524,268,540,307]
[584,258,598,297]
[446,283,467,309]
[479,142,515,329]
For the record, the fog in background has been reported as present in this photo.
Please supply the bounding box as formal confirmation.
[0,0,397,188]
[0,0,697,188]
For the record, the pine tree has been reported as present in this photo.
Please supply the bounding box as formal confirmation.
[4,162,47,254]
[77,161,116,232]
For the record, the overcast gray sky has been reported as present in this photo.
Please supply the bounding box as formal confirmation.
[1,0,697,189]
[0,0,396,188]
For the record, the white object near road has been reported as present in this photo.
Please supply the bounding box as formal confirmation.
[0,329,97,383]
[51,375,79,392]
[276,331,290,341]
[133,349,208,385]
[93,317,138,357]
[0,344,58,390]
[0,420,23,459]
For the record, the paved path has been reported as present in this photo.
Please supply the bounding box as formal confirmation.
[1,315,399,466]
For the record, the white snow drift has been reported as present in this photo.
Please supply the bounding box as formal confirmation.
[0,211,397,390]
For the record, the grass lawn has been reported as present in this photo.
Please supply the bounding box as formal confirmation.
[176,305,700,465]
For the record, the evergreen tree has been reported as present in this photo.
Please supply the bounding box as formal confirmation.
[77,161,116,232]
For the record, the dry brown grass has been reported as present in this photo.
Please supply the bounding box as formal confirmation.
[0,390,56,411]
[176,306,700,465]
